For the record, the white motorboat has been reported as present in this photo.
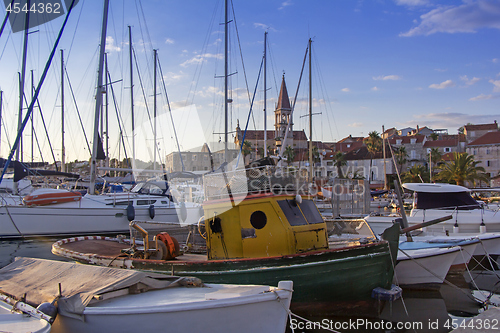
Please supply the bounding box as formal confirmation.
[0,181,203,239]
[0,298,52,333]
[367,183,500,235]
[399,238,479,271]
[395,246,461,285]
[0,258,293,333]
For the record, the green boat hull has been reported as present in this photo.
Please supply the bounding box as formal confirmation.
[134,241,394,305]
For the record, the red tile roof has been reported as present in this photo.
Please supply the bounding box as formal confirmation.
[388,135,426,144]
[467,131,500,146]
[423,139,459,148]
[464,122,498,132]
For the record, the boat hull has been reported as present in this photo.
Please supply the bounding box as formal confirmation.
[51,282,292,333]
[52,236,395,315]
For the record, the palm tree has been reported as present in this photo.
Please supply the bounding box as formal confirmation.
[436,152,489,186]
[394,146,408,174]
[241,140,252,163]
[309,146,321,164]
[283,146,295,166]
[402,164,429,183]
[333,151,346,178]
[363,131,382,182]
[428,148,442,181]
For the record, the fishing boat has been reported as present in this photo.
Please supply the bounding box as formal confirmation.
[53,164,401,315]
[0,257,292,333]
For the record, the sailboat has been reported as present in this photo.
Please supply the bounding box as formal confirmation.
[0,0,202,239]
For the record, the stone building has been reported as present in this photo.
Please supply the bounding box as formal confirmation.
[466,131,500,179]
[464,121,498,143]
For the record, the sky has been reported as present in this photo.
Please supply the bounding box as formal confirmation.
[0,0,499,164]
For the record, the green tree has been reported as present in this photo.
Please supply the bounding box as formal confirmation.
[363,131,382,181]
[436,152,489,186]
[402,164,429,183]
[430,133,439,141]
[309,146,321,164]
[283,146,295,166]
[333,151,346,178]
[428,148,442,181]
[241,140,252,162]
[394,146,408,175]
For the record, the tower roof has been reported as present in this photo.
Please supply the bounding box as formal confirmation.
[276,75,291,111]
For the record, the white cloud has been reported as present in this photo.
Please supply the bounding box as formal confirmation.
[165,38,174,44]
[460,75,481,86]
[341,88,350,92]
[490,79,500,92]
[279,0,292,10]
[371,86,379,91]
[162,71,186,85]
[394,0,429,6]
[400,0,500,37]
[469,94,494,101]
[429,79,455,89]
[398,112,499,131]
[348,122,363,127]
[493,58,499,63]
[372,75,401,81]
[105,36,121,52]
[180,53,223,67]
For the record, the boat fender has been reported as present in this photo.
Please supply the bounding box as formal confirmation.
[179,201,187,222]
[37,302,58,322]
[156,232,180,259]
[126,203,135,221]
[149,204,155,219]
[210,217,222,233]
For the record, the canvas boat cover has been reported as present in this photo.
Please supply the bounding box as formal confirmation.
[0,257,202,318]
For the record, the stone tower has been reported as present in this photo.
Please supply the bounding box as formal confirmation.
[274,75,293,145]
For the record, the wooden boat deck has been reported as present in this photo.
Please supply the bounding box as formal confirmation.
[58,239,208,261]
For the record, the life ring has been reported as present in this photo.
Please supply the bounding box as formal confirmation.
[197,216,206,240]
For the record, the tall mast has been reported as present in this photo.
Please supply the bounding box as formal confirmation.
[0,91,2,155]
[308,38,313,182]
[61,49,65,172]
[128,26,135,166]
[382,125,387,190]
[89,0,110,193]
[153,49,157,171]
[263,31,267,158]
[105,53,109,168]
[30,70,34,163]
[16,0,30,166]
[224,0,229,164]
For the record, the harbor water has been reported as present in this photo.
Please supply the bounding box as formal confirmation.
[1,237,498,333]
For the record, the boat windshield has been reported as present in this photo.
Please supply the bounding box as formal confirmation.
[278,199,324,226]
[415,191,480,210]
[130,182,168,196]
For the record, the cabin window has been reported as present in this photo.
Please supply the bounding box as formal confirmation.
[250,211,267,229]
[137,200,157,205]
[278,200,308,226]
[298,200,324,224]
[108,201,133,206]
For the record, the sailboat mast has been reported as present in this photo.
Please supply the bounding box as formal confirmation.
[128,26,135,166]
[89,0,110,193]
[17,0,30,166]
[263,31,267,158]
[0,91,2,154]
[105,53,109,168]
[382,125,387,190]
[153,49,157,171]
[224,0,229,164]
[308,38,313,182]
[30,70,34,163]
[61,49,65,172]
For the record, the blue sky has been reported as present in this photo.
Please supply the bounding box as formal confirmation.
[0,0,499,163]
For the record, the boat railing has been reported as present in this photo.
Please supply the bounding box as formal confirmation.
[203,165,310,201]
